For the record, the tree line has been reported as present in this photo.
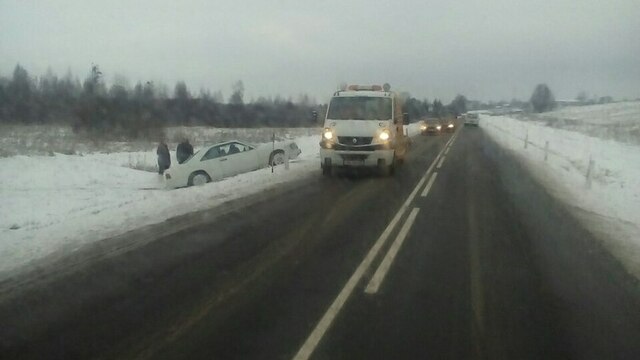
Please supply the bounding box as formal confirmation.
[3,63,601,137]
[0,64,326,138]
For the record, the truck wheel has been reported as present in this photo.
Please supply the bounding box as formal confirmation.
[380,161,395,176]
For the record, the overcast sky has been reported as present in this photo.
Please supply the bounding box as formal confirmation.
[1,0,639,103]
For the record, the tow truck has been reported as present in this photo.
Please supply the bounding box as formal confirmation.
[319,84,409,176]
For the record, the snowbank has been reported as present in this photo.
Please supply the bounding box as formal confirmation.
[525,101,640,145]
[481,114,640,278]
[0,135,320,277]
[0,124,423,278]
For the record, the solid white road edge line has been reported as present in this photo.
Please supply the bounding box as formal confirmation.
[420,172,439,197]
[292,137,451,360]
[364,207,421,294]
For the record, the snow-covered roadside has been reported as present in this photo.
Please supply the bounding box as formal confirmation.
[534,101,640,145]
[0,123,421,278]
[480,115,640,278]
[0,135,319,277]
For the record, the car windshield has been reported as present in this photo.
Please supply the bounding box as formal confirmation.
[327,96,392,120]
[184,149,200,163]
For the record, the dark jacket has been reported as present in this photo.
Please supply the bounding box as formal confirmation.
[157,143,171,167]
[176,141,194,164]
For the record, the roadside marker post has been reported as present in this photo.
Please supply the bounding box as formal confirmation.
[586,156,595,189]
[544,141,549,161]
[285,151,290,170]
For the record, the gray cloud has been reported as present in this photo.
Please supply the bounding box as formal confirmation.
[1,0,638,102]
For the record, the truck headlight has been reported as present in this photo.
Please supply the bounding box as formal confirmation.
[436,125,442,130]
[323,128,334,140]
[420,125,427,130]
[379,130,390,141]
[448,124,454,128]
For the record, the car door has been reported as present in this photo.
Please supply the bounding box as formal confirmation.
[221,142,260,176]
[198,145,228,180]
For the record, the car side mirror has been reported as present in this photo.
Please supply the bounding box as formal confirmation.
[403,112,410,125]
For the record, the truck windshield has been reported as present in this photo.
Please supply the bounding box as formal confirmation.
[327,96,392,120]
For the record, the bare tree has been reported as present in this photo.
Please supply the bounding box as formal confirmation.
[448,94,467,115]
[530,84,556,113]
[229,80,244,105]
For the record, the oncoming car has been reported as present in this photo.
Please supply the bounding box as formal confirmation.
[442,118,456,132]
[421,119,442,135]
[164,140,301,188]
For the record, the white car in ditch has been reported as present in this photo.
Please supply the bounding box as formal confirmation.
[164,140,301,188]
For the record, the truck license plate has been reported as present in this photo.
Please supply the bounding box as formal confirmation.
[344,160,364,166]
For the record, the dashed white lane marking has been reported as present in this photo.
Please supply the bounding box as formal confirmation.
[292,131,459,360]
[292,166,432,360]
[364,207,421,294]
[420,171,438,198]
[444,146,451,155]
[437,155,446,169]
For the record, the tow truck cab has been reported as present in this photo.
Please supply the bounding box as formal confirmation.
[319,84,409,176]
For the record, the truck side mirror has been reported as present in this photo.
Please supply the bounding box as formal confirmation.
[403,112,410,125]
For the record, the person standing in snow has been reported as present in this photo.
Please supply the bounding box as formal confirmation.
[176,138,194,164]
[157,140,171,175]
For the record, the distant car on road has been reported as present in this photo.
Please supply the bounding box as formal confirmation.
[420,119,442,135]
[464,113,480,126]
[164,140,301,188]
[442,118,456,132]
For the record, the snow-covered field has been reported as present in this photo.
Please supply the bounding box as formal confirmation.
[519,101,640,145]
[0,124,421,279]
[480,110,640,278]
[0,125,321,158]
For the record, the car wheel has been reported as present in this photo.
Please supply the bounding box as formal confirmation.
[270,150,285,166]
[188,171,211,186]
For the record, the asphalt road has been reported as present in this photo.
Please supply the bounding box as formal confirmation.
[1,126,640,360]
